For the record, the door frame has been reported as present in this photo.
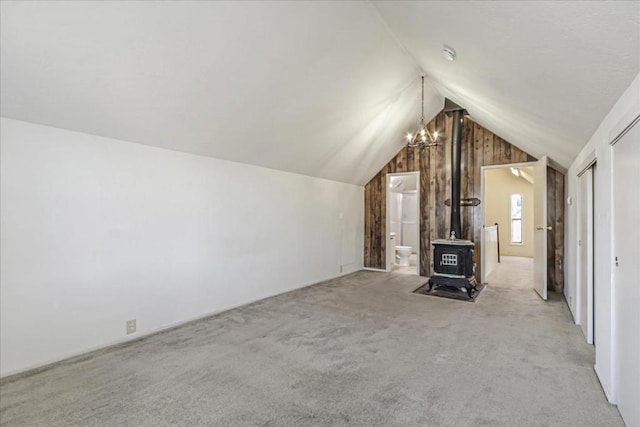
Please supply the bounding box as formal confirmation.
[386,171,420,275]
[576,163,595,344]
[480,161,536,284]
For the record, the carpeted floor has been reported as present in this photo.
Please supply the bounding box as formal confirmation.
[0,271,622,426]
[413,281,485,302]
[486,256,534,290]
[391,254,418,275]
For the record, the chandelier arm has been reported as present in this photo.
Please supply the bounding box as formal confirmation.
[425,124,436,144]
[421,123,437,144]
[408,132,419,147]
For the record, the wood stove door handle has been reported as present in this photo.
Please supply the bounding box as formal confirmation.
[536,225,552,231]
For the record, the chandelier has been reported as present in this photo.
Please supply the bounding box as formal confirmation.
[406,76,439,149]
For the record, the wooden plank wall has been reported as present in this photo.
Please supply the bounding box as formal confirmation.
[363,112,565,293]
[547,168,565,293]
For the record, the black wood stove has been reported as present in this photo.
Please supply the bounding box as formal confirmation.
[427,100,477,299]
[428,238,476,298]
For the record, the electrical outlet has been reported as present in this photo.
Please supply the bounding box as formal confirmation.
[126,319,136,335]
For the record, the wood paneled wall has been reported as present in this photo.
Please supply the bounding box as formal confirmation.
[547,168,565,293]
[364,112,565,293]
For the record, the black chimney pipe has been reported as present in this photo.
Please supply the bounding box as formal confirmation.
[450,110,463,239]
[443,98,468,239]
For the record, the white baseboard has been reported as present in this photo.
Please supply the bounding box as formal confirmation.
[593,363,614,404]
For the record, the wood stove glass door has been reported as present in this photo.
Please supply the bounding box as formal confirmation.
[533,156,548,300]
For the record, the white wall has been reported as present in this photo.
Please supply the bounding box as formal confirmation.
[483,225,499,278]
[0,118,364,377]
[484,168,534,257]
[401,192,418,253]
[389,192,402,240]
[564,72,640,402]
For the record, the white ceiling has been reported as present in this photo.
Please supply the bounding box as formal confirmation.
[1,1,639,184]
[1,1,441,185]
[373,1,640,168]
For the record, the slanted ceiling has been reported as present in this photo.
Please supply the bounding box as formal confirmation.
[1,1,639,185]
[372,0,640,169]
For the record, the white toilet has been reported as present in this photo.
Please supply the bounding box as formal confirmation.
[395,246,413,266]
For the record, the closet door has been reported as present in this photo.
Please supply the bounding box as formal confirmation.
[577,166,594,344]
[612,118,639,427]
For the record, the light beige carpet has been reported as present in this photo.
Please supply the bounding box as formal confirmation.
[486,256,534,290]
[0,270,621,426]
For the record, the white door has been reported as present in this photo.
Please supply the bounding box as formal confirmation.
[533,156,548,300]
[612,119,640,427]
[577,167,594,343]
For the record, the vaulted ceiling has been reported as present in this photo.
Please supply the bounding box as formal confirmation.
[373,1,640,170]
[2,1,639,185]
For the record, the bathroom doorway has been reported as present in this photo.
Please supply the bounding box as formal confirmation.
[386,172,420,275]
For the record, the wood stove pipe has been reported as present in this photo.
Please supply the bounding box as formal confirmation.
[450,109,463,239]
[444,98,468,240]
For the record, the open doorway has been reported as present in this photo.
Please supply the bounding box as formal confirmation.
[386,172,419,275]
[481,163,536,289]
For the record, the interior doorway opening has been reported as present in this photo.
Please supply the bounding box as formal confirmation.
[386,172,420,275]
[481,163,536,289]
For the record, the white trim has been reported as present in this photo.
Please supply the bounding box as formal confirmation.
[576,150,597,177]
[481,157,564,174]
[387,174,392,271]
[481,161,536,171]
[363,267,388,273]
[609,114,640,147]
[594,363,613,401]
[576,166,595,344]
[510,192,524,244]
[481,161,536,283]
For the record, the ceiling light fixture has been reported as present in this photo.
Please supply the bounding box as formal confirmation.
[442,45,456,61]
[406,76,439,150]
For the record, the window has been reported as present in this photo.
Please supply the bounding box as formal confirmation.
[511,194,523,244]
